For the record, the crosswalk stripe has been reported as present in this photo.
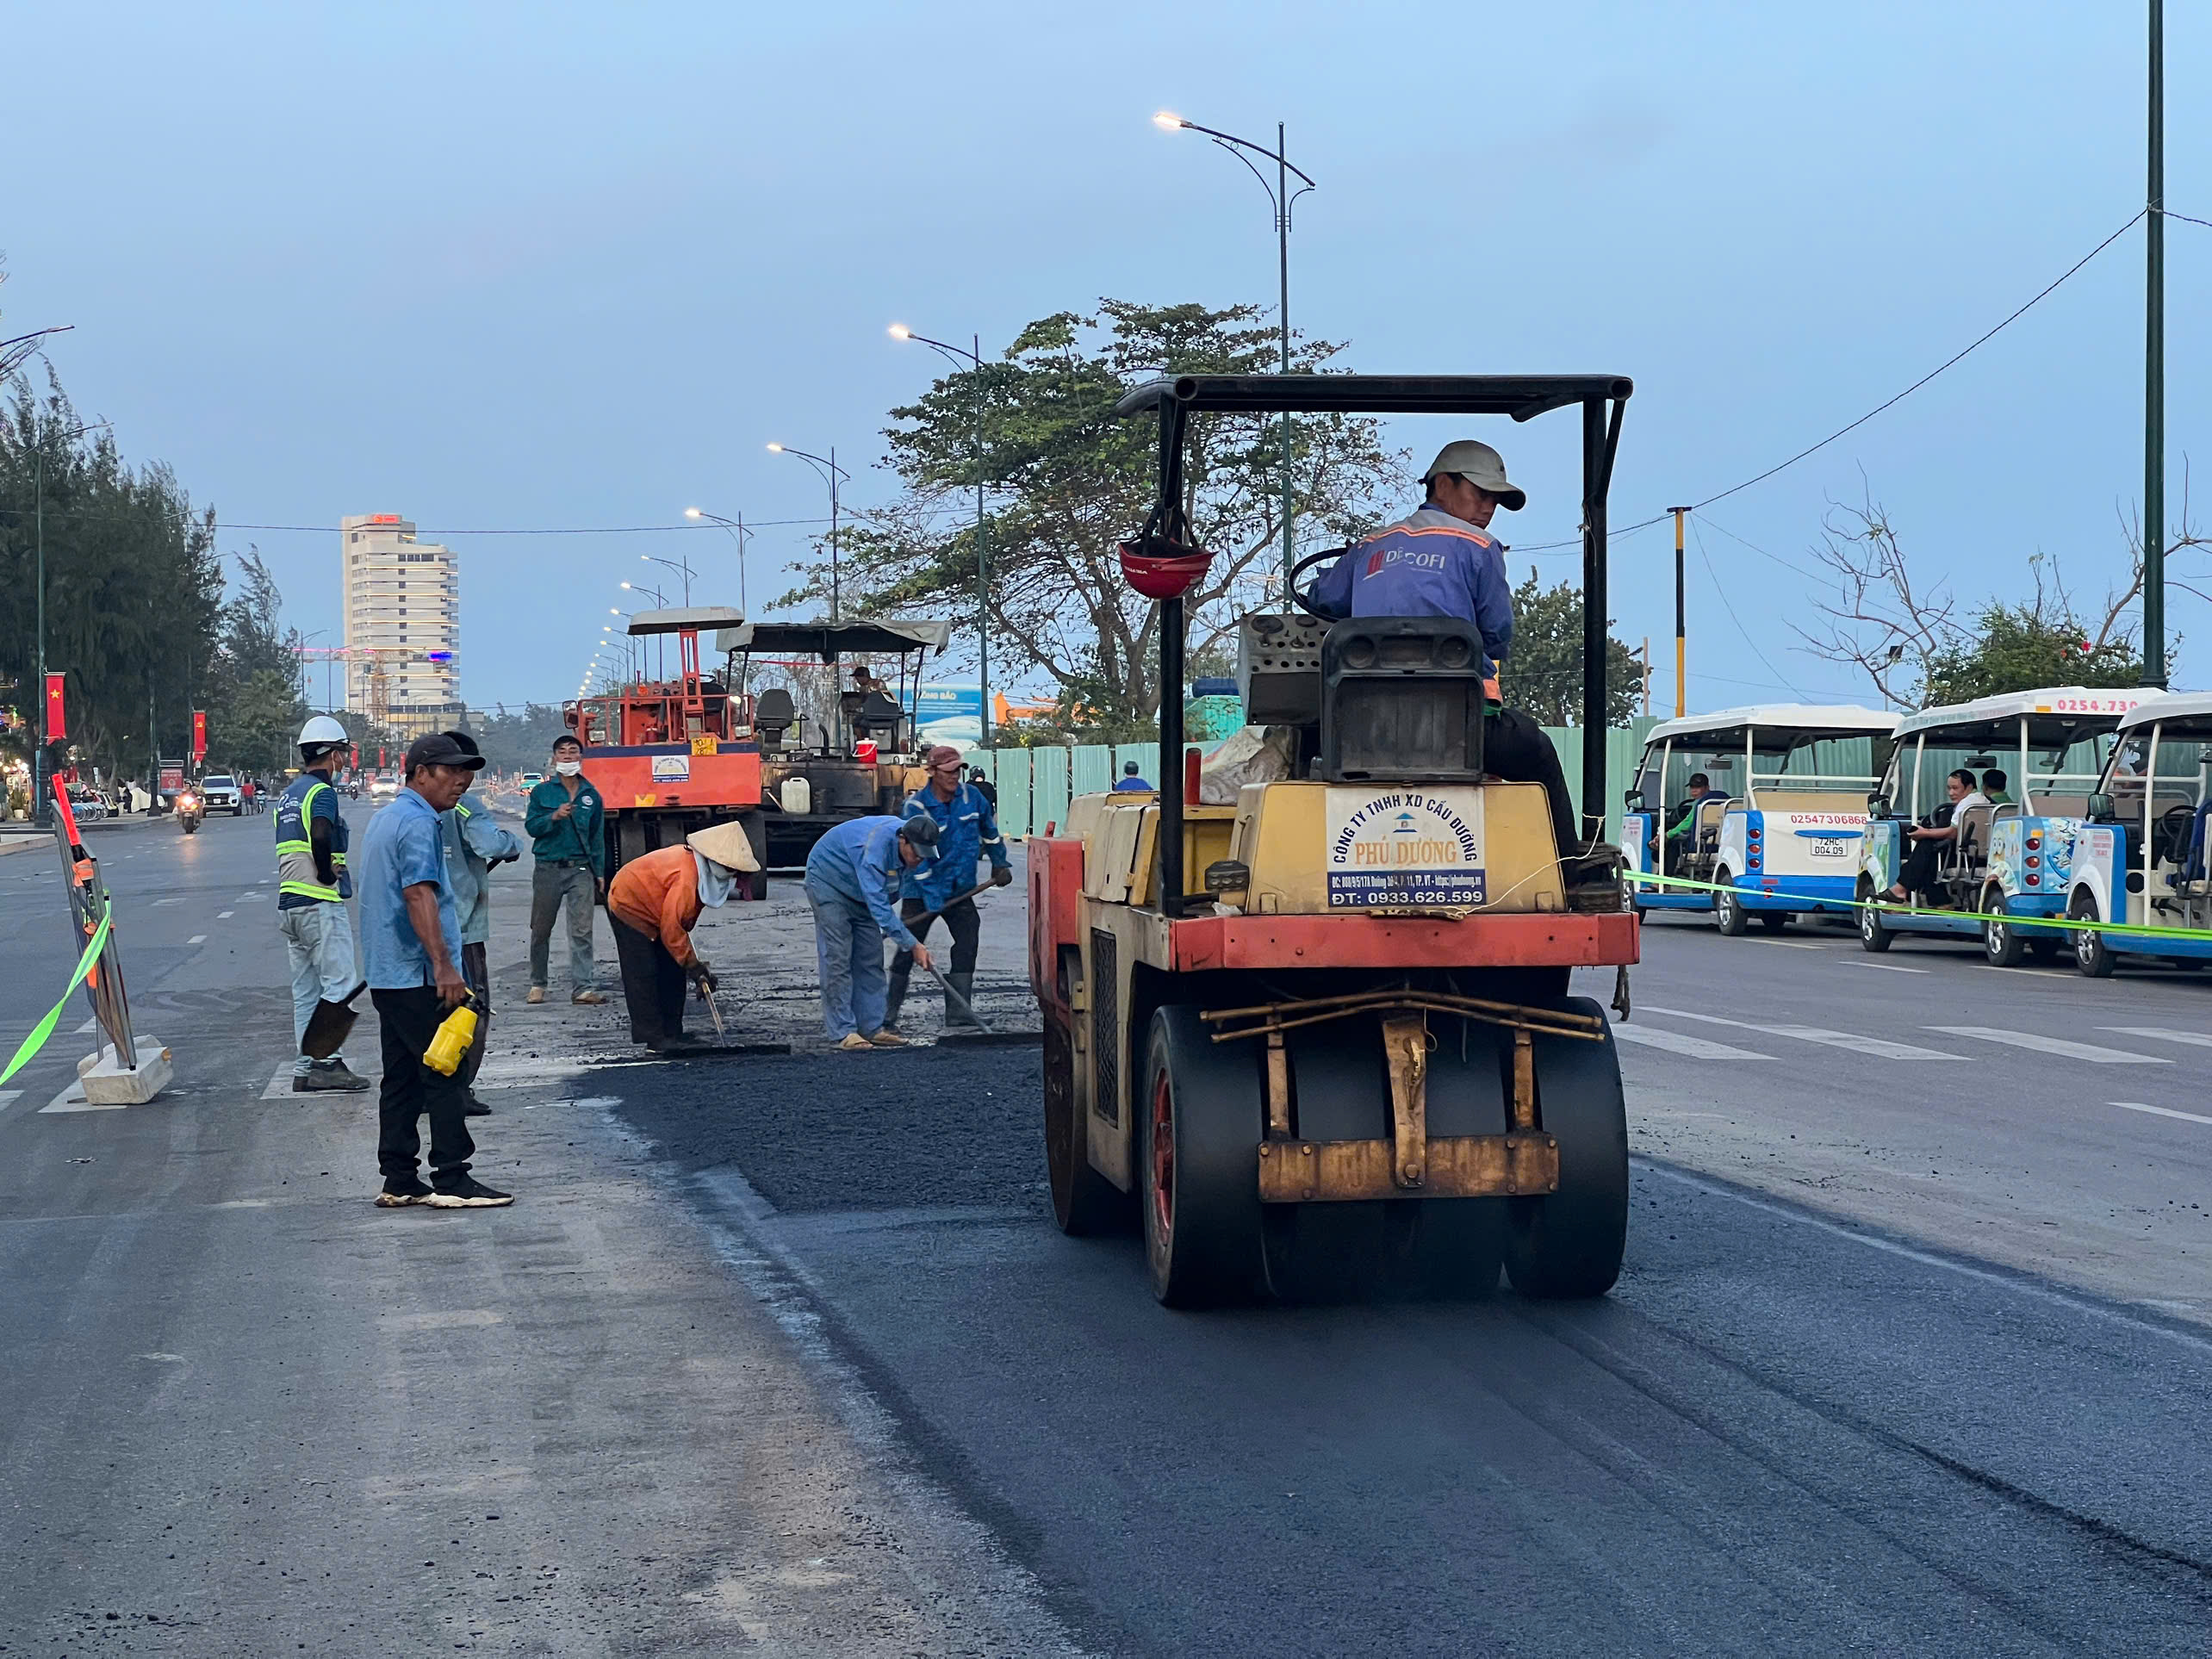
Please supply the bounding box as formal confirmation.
[1927,1028,2169,1065]
[2100,1027,2212,1051]
[1645,1005,1962,1060]
[0,1090,21,1112]
[1612,1025,1768,1061]
[187,934,206,945]
[216,910,233,919]
[2110,1101,2212,1127]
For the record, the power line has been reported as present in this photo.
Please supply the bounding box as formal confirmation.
[1690,516,1809,699]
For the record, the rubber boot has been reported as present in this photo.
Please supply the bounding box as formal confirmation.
[945,970,983,1029]
[881,957,912,1035]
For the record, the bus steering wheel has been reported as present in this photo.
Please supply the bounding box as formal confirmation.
[2157,801,2198,867]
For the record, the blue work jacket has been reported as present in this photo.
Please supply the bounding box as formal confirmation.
[805,816,923,949]
[899,782,1009,910]
[443,798,524,947]
[1306,505,1513,681]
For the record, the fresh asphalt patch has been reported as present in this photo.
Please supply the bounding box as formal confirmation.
[611,1044,1046,1215]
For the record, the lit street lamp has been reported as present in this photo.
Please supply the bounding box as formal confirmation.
[1154,110,1315,597]
[889,323,994,753]
[683,507,753,616]
[767,443,850,622]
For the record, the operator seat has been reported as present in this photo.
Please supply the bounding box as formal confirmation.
[755,688,796,750]
[854,690,903,745]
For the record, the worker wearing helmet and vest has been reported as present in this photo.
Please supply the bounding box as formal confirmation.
[1306,439,1611,893]
[276,715,369,1092]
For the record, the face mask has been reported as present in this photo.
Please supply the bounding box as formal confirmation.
[555,760,581,777]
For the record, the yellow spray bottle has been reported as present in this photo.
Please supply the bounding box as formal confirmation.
[424,995,482,1077]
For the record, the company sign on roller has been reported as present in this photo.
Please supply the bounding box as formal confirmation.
[1324,788,1487,908]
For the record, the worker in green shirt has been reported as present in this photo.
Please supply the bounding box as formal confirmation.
[524,733,608,1005]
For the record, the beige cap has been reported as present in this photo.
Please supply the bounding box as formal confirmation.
[1421,439,1525,512]
[687,820,761,873]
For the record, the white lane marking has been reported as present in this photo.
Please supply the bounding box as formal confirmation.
[1853,962,1930,973]
[216,910,233,919]
[380,1309,503,1331]
[0,1090,20,1112]
[74,1017,97,1033]
[1645,1005,1962,1061]
[1638,1161,2212,1358]
[1927,1027,2169,1065]
[186,934,206,945]
[2101,1026,2212,1051]
[40,1079,125,1112]
[2109,1100,2212,1128]
[150,896,186,906]
[1612,1025,1769,1061]
[1748,939,1824,950]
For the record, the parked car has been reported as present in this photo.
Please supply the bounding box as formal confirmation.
[198,774,244,815]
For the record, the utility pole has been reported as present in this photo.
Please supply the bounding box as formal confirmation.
[2142,0,2167,687]
[1669,506,1690,717]
[1641,636,1653,717]
[1277,121,1295,600]
[34,447,47,821]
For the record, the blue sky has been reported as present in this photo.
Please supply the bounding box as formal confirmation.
[8,1,2208,712]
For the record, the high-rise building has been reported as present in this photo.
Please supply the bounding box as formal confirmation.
[339,513,462,739]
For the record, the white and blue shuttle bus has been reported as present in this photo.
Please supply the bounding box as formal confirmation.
[1856,687,2147,963]
[2061,691,2212,976]
[1621,705,1898,935]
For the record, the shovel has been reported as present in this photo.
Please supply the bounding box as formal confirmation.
[918,955,994,1034]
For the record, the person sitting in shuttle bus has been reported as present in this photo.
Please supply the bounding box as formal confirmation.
[1981,768,2011,807]
[1884,768,1986,903]
[1659,773,1724,872]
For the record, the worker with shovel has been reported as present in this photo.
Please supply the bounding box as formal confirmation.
[605,821,760,1054]
[883,745,1011,1037]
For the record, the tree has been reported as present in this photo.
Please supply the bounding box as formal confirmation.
[1796,479,2189,708]
[203,548,309,774]
[781,300,1408,732]
[459,703,573,774]
[1502,567,1642,727]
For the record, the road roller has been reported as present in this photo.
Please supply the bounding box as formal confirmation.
[1028,372,1639,1306]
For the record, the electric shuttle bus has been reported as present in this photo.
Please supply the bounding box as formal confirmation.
[1621,705,1898,935]
[1856,687,2148,962]
[2060,691,2212,976]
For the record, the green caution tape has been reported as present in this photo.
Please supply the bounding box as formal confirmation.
[1624,867,2212,944]
[0,910,114,1088]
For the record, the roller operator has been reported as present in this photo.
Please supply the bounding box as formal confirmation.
[1306,438,1612,890]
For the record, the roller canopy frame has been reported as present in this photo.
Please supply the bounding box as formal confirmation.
[1118,372,1633,912]
[712,618,953,660]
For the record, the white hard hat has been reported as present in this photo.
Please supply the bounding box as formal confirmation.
[298,714,351,753]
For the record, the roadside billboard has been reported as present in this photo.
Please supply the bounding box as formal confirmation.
[915,684,984,745]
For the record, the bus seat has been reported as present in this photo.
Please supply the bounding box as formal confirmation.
[2028,792,2092,818]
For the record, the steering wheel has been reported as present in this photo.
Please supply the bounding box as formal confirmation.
[1285,547,1342,620]
[2156,801,2198,867]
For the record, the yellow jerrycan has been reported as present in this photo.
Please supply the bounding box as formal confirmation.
[423,997,482,1077]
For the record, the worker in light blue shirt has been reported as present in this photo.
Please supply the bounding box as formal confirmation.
[803,813,941,1050]
[438,730,523,1115]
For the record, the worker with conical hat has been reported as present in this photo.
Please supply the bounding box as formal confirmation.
[605,820,761,1054]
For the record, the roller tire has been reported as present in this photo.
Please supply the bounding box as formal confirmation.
[1140,1005,1264,1307]
[1505,997,1628,1300]
[1981,885,2025,967]
[1714,880,1748,936]
[1043,1014,1122,1237]
[2070,892,2116,979]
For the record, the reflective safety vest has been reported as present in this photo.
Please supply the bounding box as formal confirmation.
[276,774,351,905]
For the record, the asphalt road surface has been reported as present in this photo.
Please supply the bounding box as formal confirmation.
[6,813,2212,1654]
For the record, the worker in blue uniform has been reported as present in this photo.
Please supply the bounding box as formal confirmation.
[884,746,1012,1035]
[803,812,941,1051]
[1307,438,1602,887]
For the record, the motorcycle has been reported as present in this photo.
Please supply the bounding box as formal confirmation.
[176,791,203,835]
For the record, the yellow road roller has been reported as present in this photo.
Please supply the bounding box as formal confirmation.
[1028,372,1639,1306]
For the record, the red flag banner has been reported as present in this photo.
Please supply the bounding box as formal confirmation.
[44,673,65,740]
[191,710,208,762]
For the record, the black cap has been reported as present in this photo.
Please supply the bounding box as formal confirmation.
[551,732,582,753]
[405,733,487,774]
[898,812,941,847]
[441,729,482,759]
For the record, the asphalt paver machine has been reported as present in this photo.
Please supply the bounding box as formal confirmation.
[566,606,769,898]
[1028,373,1639,1306]
[714,618,952,868]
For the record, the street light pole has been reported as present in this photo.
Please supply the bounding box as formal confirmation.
[640,553,694,606]
[889,324,994,753]
[683,508,753,617]
[767,444,849,622]
[1156,112,1316,600]
[2143,0,2167,687]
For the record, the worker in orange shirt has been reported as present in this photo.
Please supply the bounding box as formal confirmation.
[605,821,760,1053]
